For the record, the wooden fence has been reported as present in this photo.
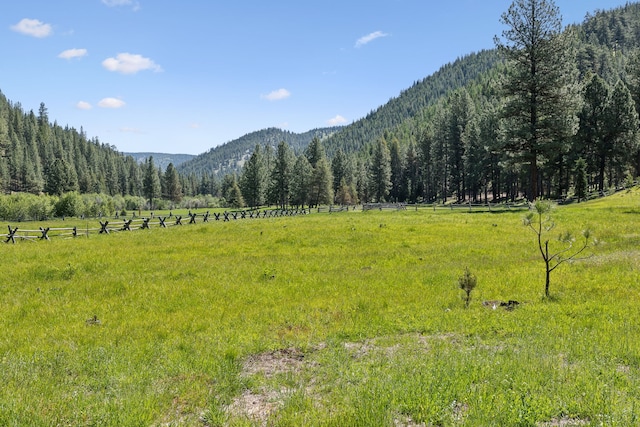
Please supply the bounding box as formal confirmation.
[3,183,633,243]
[1,208,309,243]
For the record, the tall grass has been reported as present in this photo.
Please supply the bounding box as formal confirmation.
[1,191,639,425]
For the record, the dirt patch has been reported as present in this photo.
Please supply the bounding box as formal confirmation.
[242,347,307,378]
[226,348,310,424]
[226,388,293,426]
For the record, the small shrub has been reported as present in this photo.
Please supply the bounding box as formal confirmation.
[458,267,477,308]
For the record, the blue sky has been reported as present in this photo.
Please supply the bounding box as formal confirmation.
[1,0,629,155]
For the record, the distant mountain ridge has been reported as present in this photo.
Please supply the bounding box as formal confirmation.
[177,127,342,176]
[125,152,196,170]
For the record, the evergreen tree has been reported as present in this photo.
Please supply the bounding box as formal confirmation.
[389,137,405,202]
[418,127,435,202]
[576,73,609,190]
[462,118,485,202]
[305,137,325,169]
[290,154,313,208]
[404,141,420,203]
[496,0,579,200]
[220,174,236,202]
[331,148,348,199]
[478,105,502,201]
[310,156,333,207]
[226,176,245,209]
[269,141,294,209]
[355,157,370,204]
[335,177,356,205]
[604,80,639,187]
[445,88,476,201]
[0,118,9,193]
[44,158,68,196]
[573,157,588,201]
[240,144,266,208]
[163,162,183,203]
[142,156,161,210]
[430,111,450,202]
[369,137,392,202]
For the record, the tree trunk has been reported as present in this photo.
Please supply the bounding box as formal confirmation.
[544,240,551,297]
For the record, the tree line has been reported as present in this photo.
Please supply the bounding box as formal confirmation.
[224,1,640,207]
[3,0,640,212]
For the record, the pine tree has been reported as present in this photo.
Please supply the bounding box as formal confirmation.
[227,177,245,209]
[331,148,348,199]
[143,156,161,210]
[369,137,392,202]
[305,137,325,169]
[495,0,579,201]
[576,74,609,191]
[462,118,485,202]
[355,157,370,204]
[269,141,294,209]
[573,157,588,202]
[404,141,420,203]
[240,144,266,208]
[604,80,639,187]
[310,157,333,207]
[163,162,183,204]
[290,155,313,208]
[445,88,476,201]
[431,110,450,202]
[389,138,405,202]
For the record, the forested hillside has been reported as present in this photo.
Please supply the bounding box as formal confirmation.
[3,1,640,213]
[229,1,640,208]
[0,96,142,197]
[177,127,341,177]
[322,49,502,158]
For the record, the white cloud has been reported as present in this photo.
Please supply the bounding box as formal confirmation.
[102,53,162,74]
[59,48,88,60]
[189,123,201,129]
[76,101,92,110]
[355,31,389,48]
[10,18,53,38]
[261,88,291,101]
[98,98,126,108]
[327,115,347,126]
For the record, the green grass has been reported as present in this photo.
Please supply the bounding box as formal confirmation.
[1,191,640,426]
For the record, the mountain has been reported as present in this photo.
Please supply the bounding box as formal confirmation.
[177,127,342,177]
[125,152,195,170]
[321,49,502,157]
[177,2,640,179]
[176,50,501,179]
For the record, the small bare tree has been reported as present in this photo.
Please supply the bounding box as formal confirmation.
[523,200,596,298]
[458,267,477,308]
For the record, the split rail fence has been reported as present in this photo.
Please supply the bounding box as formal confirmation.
[1,208,309,243]
[6,187,626,243]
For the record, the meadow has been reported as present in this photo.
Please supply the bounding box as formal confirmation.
[1,190,639,426]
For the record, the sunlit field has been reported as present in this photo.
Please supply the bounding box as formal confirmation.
[1,190,639,426]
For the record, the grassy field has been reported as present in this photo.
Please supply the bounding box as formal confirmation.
[1,190,639,426]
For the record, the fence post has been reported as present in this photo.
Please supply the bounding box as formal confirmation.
[99,221,109,234]
[6,225,18,243]
[39,227,50,240]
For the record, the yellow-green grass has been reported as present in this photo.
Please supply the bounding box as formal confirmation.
[1,191,639,426]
